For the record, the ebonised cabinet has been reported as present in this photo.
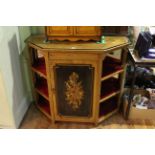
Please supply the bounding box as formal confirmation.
[26,34,129,124]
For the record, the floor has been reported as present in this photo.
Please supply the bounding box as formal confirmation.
[20,104,155,129]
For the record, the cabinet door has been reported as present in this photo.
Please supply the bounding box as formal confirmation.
[74,26,101,36]
[49,53,98,123]
[53,64,94,117]
[46,26,74,36]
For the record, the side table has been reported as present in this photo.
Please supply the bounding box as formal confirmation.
[125,49,155,119]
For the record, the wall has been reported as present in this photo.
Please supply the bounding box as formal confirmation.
[18,26,33,102]
[30,26,44,34]
[0,70,14,128]
[0,26,31,128]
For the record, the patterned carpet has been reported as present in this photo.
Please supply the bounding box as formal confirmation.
[20,104,155,129]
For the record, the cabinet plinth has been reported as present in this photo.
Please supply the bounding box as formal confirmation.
[26,35,129,124]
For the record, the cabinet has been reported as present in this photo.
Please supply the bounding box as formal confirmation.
[26,35,129,124]
[102,26,128,36]
[74,26,101,36]
[45,26,101,41]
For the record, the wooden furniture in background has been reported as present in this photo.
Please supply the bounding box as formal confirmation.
[102,26,129,36]
[45,26,101,41]
[26,35,129,124]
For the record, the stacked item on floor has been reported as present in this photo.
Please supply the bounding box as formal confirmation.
[124,88,155,110]
[123,88,155,120]
[131,88,155,109]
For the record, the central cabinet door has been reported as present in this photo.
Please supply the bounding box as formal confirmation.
[55,65,94,116]
[47,26,74,36]
[51,61,95,122]
[74,26,101,36]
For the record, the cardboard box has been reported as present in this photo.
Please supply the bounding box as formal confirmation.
[123,89,155,120]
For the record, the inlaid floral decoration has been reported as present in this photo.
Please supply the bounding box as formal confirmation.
[65,72,84,111]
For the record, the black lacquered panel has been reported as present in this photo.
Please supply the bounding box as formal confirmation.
[54,64,94,117]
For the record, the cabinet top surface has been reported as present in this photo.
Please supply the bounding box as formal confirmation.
[26,35,130,52]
